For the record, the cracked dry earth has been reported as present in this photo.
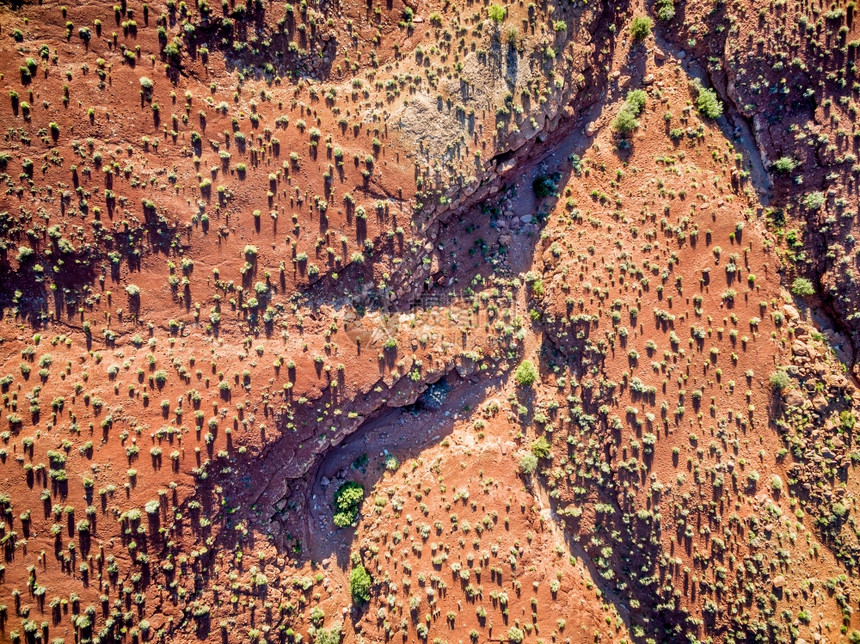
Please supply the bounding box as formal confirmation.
[1,0,860,643]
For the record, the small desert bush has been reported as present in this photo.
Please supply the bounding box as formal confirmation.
[696,86,723,119]
[519,452,538,475]
[629,16,652,39]
[530,436,552,459]
[769,370,790,391]
[656,0,675,20]
[791,277,814,297]
[803,191,825,210]
[487,4,506,22]
[514,360,538,386]
[612,89,647,135]
[772,157,797,174]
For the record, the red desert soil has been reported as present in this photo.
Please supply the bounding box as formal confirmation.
[0,0,859,643]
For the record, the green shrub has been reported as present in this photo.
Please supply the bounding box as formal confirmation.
[333,481,364,528]
[770,475,783,492]
[507,626,525,643]
[803,191,825,210]
[532,173,560,198]
[790,277,815,297]
[772,157,797,174]
[656,0,676,21]
[612,92,645,136]
[349,564,372,603]
[629,16,653,39]
[514,360,538,386]
[530,436,552,459]
[314,626,342,644]
[626,89,647,112]
[696,86,723,119]
[487,4,506,22]
[769,370,790,391]
[519,452,538,475]
[613,112,639,137]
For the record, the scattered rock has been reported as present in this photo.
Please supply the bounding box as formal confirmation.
[791,340,809,356]
[783,389,805,407]
[812,396,829,412]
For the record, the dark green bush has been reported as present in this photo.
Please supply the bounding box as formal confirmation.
[333,481,364,528]
[533,173,560,198]
[349,564,372,603]
[696,86,723,119]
